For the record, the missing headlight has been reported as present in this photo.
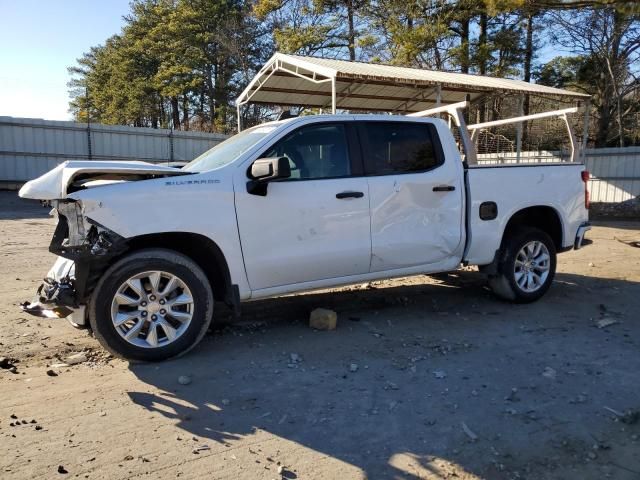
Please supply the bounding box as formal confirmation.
[50,202,125,260]
[56,200,87,247]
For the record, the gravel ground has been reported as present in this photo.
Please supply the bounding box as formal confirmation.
[1,191,639,480]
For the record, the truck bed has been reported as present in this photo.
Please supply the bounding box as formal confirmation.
[465,162,588,265]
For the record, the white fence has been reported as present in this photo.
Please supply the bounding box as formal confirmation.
[477,147,640,203]
[0,116,227,189]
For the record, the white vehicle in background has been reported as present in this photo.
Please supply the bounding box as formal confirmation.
[19,103,591,361]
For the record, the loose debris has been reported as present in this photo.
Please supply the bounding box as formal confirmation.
[433,370,447,379]
[621,410,640,425]
[569,394,588,404]
[64,352,87,365]
[542,367,557,380]
[596,304,623,328]
[192,445,210,454]
[178,375,192,385]
[287,353,302,368]
[0,356,18,374]
[504,387,519,402]
[461,422,478,442]
[596,318,619,329]
[309,308,337,330]
[349,363,359,372]
[604,407,640,424]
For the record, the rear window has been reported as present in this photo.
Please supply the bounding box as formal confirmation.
[358,122,442,175]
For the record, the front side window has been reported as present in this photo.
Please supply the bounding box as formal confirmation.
[263,123,351,180]
[358,122,441,175]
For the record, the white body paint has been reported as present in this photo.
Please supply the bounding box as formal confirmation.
[20,114,589,310]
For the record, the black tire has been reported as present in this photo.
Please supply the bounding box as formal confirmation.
[89,248,214,362]
[488,227,557,303]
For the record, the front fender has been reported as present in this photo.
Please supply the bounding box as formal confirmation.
[69,172,251,299]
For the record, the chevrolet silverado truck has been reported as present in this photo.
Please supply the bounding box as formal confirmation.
[19,109,591,361]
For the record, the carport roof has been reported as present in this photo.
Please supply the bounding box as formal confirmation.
[237,53,590,114]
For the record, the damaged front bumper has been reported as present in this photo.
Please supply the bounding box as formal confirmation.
[21,200,126,326]
[21,257,86,326]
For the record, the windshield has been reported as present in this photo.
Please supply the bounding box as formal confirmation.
[183,124,279,172]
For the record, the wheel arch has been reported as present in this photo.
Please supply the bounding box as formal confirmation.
[123,232,233,305]
[501,205,563,251]
[480,205,563,276]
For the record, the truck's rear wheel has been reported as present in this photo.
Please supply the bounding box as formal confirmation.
[89,249,213,361]
[489,227,556,303]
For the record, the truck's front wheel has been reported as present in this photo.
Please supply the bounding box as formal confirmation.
[489,227,557,303]
[89,249,214,362]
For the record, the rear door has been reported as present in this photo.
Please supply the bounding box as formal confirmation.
[234,121,371,291]
[357,120,464,272]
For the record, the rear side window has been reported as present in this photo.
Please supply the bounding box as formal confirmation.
[358,122,442,175]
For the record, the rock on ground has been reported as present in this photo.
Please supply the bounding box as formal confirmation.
[309,308,337,330]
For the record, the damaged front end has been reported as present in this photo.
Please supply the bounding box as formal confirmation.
[21,200,126,326]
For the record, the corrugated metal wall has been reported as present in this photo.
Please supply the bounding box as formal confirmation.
[2,116,639,203]
[0,116,227,188]
[584,147,640,203]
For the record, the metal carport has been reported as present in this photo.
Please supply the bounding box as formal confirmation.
[236,52,590,125]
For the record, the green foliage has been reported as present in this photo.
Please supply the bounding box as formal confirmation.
[535,56,591,90]
[69,0,269,132]
[68,0,640,144]
[538,8,640,146]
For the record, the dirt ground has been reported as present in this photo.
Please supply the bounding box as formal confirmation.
[1,190,639,480]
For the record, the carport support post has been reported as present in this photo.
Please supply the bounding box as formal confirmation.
[516,94,524,163]
[237,105,242,133]
[435,84,442,118]
[331,77,337,114]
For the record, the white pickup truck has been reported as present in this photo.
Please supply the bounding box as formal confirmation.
[19,111,591,361]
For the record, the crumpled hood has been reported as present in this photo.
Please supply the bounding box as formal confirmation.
[18,160,189,200]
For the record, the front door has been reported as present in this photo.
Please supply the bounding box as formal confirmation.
[357,120,464,272]
[234,122,371,291]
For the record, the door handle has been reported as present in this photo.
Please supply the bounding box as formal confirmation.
[336,191,364,199]
[433,185,456,192]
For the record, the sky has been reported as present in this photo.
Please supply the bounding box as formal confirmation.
[0,0,131,120]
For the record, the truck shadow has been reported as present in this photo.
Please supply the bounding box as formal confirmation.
[127,270,640,479]
[0,192,51,220]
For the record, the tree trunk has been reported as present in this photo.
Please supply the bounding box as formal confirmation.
[460,18,470,74]
[523,12,534,84]
[160,98,166,129]
[522,10,534,143]
[171,96,181,130]
[479,13,488,76]
[199,85,206,126]
[347,0,356,61]
[434,47,442,69]
[478,12,488,122]
[611,10,625,147]
[595,101,612,147]
[182,96,190,131]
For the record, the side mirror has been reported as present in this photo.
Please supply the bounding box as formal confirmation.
[247,157,291,196]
